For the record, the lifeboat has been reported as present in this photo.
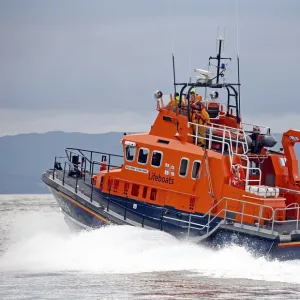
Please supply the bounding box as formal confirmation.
[42,36,300,261]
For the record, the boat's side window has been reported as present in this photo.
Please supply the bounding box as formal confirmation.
[138,148,149,165]
[142,186,148,198]
[179,158,189,177]
[151,151,163,168]
[150,188,157,201]
[125,145,136,162]
[192,160,201,179]
[131,184,140,197]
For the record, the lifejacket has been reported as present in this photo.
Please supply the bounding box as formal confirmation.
[191,101,209,124]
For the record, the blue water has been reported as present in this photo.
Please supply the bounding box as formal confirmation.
[1,195,300,300]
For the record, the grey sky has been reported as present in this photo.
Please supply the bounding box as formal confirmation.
[0,0,299,135]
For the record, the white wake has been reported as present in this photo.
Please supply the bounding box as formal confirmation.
[1,208,300,284]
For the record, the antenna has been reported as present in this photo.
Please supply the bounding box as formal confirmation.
[172,54,176,94]
[237,55,241,118]
[187,48,192,87]
[216,36,223,84]
[236,0,241,118]
[216,26,219,52]
[209,35,231,85]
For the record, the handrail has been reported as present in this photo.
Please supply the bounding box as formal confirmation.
[64,148,123,174]
[188,121,248,155]
[272,205,300,232]
[241,122,271,135]
[53,166,300,237]
[52,152,300,237]
[188,121,265,188]
[162,196,279,238]
[65,147,123,159]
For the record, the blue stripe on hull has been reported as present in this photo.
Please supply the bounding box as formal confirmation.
[51,189,108,229]
[272,244,300,261]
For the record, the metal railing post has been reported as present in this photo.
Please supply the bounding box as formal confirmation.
[90,152,93,174]
[208,127,212,149]
[83,158,86,182]
[90,177,94,202]
[108,154,111,172]
[222,129,225,154]
[62,162,66,186]
[271,210,275,234]
[53,157,56,179]
[258,205,263,230]
[75,173,78,193]
[90,162,94,203]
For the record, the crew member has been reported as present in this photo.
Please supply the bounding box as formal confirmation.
[189,88,211,147]
[167,92,186,112]
[100,156,107,171]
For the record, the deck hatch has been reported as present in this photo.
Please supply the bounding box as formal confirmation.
[157,139,170,145]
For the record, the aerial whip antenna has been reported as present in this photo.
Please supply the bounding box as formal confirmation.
[169,0,176,94]
[172,54,176,94]
[216,26,219,52]
[236,0,241,119]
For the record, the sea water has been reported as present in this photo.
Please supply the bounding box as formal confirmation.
[0,194,300,300]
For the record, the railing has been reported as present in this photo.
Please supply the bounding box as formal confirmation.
[163,196,300,237]
[188,122,265,188]
[272,203,300,233]
[53,153,121,197]
[163,197,277,238]
[65,147,123,174]
[188,121,249,155]
[241,122,271,135]
[50,162,300,237]
[239,154,262,186]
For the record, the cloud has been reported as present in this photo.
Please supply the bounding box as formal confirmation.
[0,108,299,137]
[0,0,300,133]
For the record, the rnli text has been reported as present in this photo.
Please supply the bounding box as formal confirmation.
[148,172,174,184]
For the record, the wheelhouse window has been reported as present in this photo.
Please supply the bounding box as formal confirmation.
[138,148,149,164]
[179,158,189,177]
[151,151,163,167]
[192,161,201,179]
[125,145,136,162]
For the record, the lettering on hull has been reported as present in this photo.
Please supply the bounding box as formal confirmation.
[148,172,174,184]
[125,165,149,174]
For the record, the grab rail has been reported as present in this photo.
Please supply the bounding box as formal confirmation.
[51,159,300,237]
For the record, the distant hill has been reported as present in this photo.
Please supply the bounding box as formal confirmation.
[0,131,291,194]
[0,131,124,194]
